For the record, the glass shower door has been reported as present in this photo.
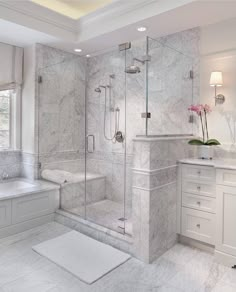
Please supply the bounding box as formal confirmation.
[37,52,87,219]
[85,47,128,234]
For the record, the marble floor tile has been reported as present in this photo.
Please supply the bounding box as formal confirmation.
[212,281,236,292]
[161,243,198,265]
[0,221,234,292]
[168,249,227,292]
[220,267,236,287]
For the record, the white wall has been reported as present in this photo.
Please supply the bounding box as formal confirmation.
[200,18,236,145]
[21,45,35,154]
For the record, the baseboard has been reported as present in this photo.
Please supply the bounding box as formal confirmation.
[178,234,215,253]
[0,214,55,239]
[215,250,236,267]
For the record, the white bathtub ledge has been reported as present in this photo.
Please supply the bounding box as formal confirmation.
[0,178,59,201]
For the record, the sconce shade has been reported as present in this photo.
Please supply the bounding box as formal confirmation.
[210,71,223,86]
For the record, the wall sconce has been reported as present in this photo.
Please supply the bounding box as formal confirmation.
[210,71,225,105]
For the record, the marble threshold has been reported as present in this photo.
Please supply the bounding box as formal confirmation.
[56,209,133,244]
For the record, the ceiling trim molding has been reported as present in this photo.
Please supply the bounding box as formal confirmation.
[0,0,195,43]
[0,1,77,40]
[76,0,195,42]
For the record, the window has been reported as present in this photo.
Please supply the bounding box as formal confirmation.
[0,90,12,149]
[0,89,20,150]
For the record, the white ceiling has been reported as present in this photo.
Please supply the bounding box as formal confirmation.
[0,0,236,57]
[0,19,59,47]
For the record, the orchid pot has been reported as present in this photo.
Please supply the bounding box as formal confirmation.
[198,145,214,160]
[188,104,220,160]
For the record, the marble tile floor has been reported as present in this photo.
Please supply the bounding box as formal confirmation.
[0,221,235,292]
[64,199,133,235]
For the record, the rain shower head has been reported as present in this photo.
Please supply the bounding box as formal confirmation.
[125,65,141,74]
[125,56,149,74]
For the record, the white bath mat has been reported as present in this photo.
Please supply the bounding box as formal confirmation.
[32,230,131,284]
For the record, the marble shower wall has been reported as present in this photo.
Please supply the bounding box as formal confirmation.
[86,27,200,206]
[86,48,131,206]
[35,44,86,173]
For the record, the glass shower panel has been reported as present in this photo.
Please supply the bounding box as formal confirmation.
[37,54,86,218]
[147,37,194,136]
[85,47,127,234]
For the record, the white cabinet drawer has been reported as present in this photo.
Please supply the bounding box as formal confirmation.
[12,191,56,224]
[182,192,216,213]
[216,169,236,187]
[182,180,215,197]
[182,165,215,182]
[0,200,11,228]
[181,207,215,245]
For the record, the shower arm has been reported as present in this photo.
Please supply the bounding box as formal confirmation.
[133,58,145,65]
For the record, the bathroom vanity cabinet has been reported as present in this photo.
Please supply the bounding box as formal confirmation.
[178,159,236,267]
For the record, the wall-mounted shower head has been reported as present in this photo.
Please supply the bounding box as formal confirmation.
[125,56,150,74]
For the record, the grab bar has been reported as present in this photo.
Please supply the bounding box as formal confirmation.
[86,134,95,153]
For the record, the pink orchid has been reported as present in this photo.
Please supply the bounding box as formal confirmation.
[203,104,211,113]
[188,103,211,142]
[188,104,203,116]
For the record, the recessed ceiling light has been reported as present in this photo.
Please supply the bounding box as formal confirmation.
[137,26,147,32]
[74,48,82,52]
[86,54,91,58]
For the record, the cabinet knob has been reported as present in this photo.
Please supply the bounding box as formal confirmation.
[197,186,201,190]
[197,171,201,175]
[196,224,201,228]
[197,201,201,205]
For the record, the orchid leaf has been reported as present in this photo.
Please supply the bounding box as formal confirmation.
[188,139,204,145]
[205,139,221,145]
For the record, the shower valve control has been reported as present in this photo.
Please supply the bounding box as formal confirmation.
[115,131,125,143]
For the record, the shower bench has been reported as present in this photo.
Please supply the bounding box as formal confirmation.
[41,169,106,210]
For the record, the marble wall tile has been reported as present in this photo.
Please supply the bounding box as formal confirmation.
[132,136,196,263]
[0,150,21,179]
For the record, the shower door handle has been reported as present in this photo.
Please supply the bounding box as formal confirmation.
[86,135,95,153]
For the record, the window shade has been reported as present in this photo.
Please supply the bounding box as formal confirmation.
[0,42,23,90]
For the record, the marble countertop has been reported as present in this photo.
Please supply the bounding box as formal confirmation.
[133,135,193,142]
[179,158,236,170]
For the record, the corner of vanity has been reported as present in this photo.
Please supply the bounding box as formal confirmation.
[178,158,236,267]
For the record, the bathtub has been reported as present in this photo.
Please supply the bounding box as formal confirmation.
[0,180,35,194]
[0,178,60,239]
[0,178,59,200]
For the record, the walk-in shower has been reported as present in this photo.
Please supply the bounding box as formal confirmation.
[36,34,195,238]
